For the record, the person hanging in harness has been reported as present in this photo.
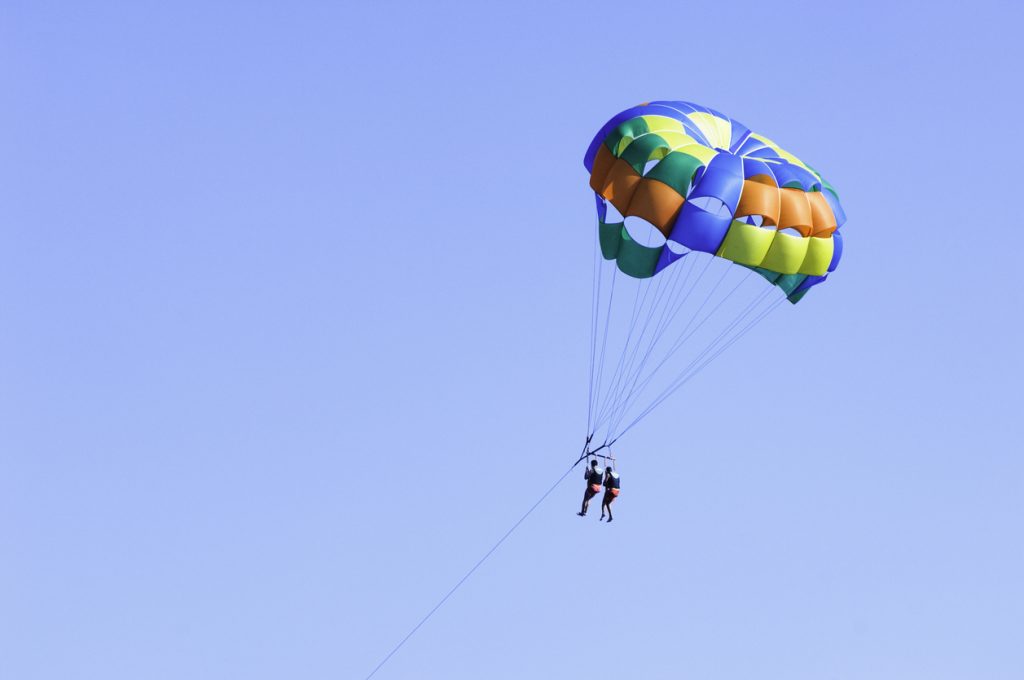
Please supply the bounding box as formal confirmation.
[601,466,620,522]
[577,459,603,516]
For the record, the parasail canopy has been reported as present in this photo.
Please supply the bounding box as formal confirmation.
[585,100,845,303]
[582,101,847,450]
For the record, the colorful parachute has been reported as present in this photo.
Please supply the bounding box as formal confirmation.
[582,101,846,449]
[585,101,846,304]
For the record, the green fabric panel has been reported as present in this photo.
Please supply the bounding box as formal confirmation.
[604,129,624,154]
[598,220,622,260]
[603,118,651,155]
[776,273,808,296]
[644,151,703,195]
[747,266,811,303]
[787,288,809,304]
[615,228,661,278]
[619,133,669,173]
[598,220,661,278]
[745,265,782,284]
[820,177,840,201]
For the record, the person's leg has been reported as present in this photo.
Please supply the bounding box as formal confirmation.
[580,488,594,515]
[606,495,614,521]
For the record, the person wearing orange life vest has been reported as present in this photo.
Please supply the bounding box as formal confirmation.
[600,466,620,522]
[577,459,603,516]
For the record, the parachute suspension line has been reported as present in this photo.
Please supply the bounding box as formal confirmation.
[591,269,658,435]
[603,265,752,433]
[363,445,592,680]
[589,265,618,441]
[615,290,784,439]
[609,283,771,438]
[596,271,647,421]
[592,273,665,431]
[617,292,781,438]
[596,254,712,434]
[586,220,604,436]
[611,253,695,400]
[591,253,703,441]
[594,255,727,435]
[582,440,614,462]
[608,272,765,438]
[586,247,785,444]
[593,251,693,433]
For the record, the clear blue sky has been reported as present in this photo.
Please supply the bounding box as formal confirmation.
[2,2,1022,679]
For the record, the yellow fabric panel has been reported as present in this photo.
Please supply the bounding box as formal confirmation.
[798,236,834,275]
[749,133,815,174]
[670,143,717,164]
[638,115,689,132]
[716,220,776,267]
[748,133,781,152]
[639,114,741,157]
[760,231,810,273]
[634,117,704,151]
[685,112,730,149]
[712,115,732,150]
[617,116,702,159]
[645,130,702,150]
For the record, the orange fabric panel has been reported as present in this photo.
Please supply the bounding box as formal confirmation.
[735,180,780,226]
[600,158,642,216]
[589,145,617,194]
[778,188,813,236]
[626,179,684,235]
[746,173,778,186]
[806,191,838,236]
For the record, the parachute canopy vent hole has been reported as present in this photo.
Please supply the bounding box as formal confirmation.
[604,201,625,223]
[666,239,691,255]
[624,216,666,247]
[688,195,731,217]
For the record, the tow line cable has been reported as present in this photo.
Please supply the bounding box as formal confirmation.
[363,439,603,679]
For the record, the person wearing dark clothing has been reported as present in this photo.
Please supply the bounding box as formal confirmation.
[577,459,603,516]
[601,467,620,522]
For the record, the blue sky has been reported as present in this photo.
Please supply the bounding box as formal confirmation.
[2,2,1022,679]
